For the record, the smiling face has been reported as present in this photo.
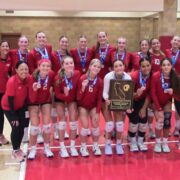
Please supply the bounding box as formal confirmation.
[78,37,87,50]
[97,32,108,46]
[140,40,149,54]
[117,37,126,51]
[59,36,69,51]
[16,63,29,80]
[140,60,151,76]
[18,36,29,52]
[161,59,172,76]
[113,60,125,75]
[89,59,101,77]
[0,41,9,57]
[36,32,47,48]
[62,56,74,74]
[151,39,161,52]
[171,36,180,49]
[38,61,51,76]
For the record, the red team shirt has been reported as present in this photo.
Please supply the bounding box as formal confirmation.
[0,55,12,93]
[1,74,29,111]
[27,45,52,74]
[28,71,55,105]
[70,48,93,75]
[92,45,115,79]
[77,74,103,113]
[130,52,142,71]
[54,70,80,103]
[151,71,172,110]
[111,50,131,72]
[130,71,151,101]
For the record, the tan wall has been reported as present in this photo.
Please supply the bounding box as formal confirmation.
[0,16,163,52]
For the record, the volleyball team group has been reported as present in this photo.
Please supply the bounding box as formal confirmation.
[0,31,180,163]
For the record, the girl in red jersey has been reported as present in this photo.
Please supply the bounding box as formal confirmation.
[151,58,180,153]
[10,36,29,75]
[27,31,52,74]
[28,59,54,160]
[111,37,131,72]
[131,39,151,72]
[70,35,93,75]
[77,59,102,156]
[51,35,70,140]
[0,40,11,146]
[2,61,29,162]
[103,59,132,155]
[165,36,180,137]
[127,57,151,152]
[54,56,80,158]
[92,31,115,79]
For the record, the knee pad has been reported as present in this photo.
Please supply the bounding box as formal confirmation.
[69,121,78,131]
[164,112,172,129]
[30,126,39,136]
[51,108,57,117]
[80,128,89,136]
[92,127,100,136]
[105,121,114,133]
[138,123,147,133]
[43,124,51,134]
[58,121,67,130]
[116,121,124,132]
[156,121,164,130]
[147,108,154,117]
[129,123,138,133]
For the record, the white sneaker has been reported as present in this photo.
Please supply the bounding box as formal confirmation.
[105,143,112,155]
[44,146,54,158]
[80,145,89,157]
[149,129,156,139]
[70,146,79,157]
[162,143,170,153]
[28,147,37,160]
[65,131,69,139]
[22,127,29,143]
[53,130,59,140]
[116,143,124,155]
[60,147,69,158]
[37,133,44,144]
[130,142,139,152]
[154,143,162,153]
[92,145,102,156]
[138,142,148,151]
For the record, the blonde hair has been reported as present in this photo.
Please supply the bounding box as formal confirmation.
[86,58,102,76]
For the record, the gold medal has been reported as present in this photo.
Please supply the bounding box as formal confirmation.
[89,86,93,92]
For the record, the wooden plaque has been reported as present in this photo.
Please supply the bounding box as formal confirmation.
[109,80,134,111]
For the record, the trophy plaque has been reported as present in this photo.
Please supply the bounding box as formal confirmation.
[109,80,134,111]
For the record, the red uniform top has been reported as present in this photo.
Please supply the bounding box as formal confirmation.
[28,71,54,105]
[111,50,131,72]
[54,70,80,103]
[27,44,52,74]
[92,44,115,79]
[151,71,172,110]
[70,48,93,75]
[130,52,142,71]
[165,49,180,74]
[9,49,29,75]
[0,55,12,93]
[77,74,103,113]
[130,71,151,101]
[1,74,29,110]
[150,52,166,73]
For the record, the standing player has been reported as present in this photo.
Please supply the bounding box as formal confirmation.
[77,59,103,156]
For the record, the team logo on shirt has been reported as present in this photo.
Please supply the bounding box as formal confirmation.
[155,59,160,65]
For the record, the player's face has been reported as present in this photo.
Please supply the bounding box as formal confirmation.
[0,42,9,56]
[16,63,29,80]
[89,61,101,76]
[18,37,29,51]
[38,61,51,75]
[59,37,69,51]
[161,59,172,76]
[117,38,126,51]
[78,37,87,50]
[36,32,47,47]
[62,57,74,74]
[98,32,108,46]
[171,36,180,49]
[151,39,160,52]
[113,61,125,75]
[140,60,151,76]
[140,40,149,53]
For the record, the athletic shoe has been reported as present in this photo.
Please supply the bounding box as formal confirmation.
[65,131,69,139]
[44,147,54,158]
[173,128,180,137]
[22,128,29,143]
[80,145,89,157]
[37,133,44,144]
[70,146,79,157]
[149,129,156,139]
[12,150,24,162]
[0,134,9,145]
[60,147,69,158]
[53,130,59,140]
[28,147,37,160]
[162,143,170,153]
[130,142,139,152]
[105,143,113,155]
[154,143,162,153]
[92,144,102,156]
[116,143,124,155]
[138,142,148,151]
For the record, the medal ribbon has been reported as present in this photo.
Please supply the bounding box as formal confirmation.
[99,44,109,65]
[77,47,87,70]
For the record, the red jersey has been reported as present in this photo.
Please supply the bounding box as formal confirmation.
[70,48,93,75]
[9,49,29,75]
[165,49,180,74]
[92,44,115,79]
[130,52,142,71]
[131,71,151,101]
[111,50,131,72]
[28,71,54,105]
[0,55,12,93]
[151,71,172,110]
[1,74,29,110]
[54,70,80,103]
[27,44,52,74]
[77,74,103,113]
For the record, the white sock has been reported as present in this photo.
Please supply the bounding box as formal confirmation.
[93,141,98,147]
[106,139,111,145]
[162,138,168,143]
[60,142,65,147]
[116,139,121,144]
[44,143,49,149]
[81,142,86,147]
[138,136,144,143]
[70,140,75,147]
[148,123,153,129]
[156,138,161,144]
